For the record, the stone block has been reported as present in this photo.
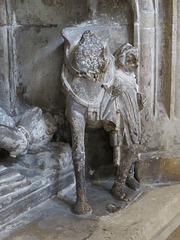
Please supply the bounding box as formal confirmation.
[0,142,75,230]
[140,27,155,44]
[88,184,180,240]
[92,0,133,26]
[139,43,154,104]
[140,12,155,28]
[139,0,154,13]
[10,0,89,26]
[136,151,180,184]
[17,142,73,173]
[12,25,65,111]
[108,26,133,53]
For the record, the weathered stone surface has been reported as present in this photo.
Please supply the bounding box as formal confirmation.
[0,106,57,158]
[140,12,155,28]
[0,142,75,230]
[0,168,31,197]
[10,0,133,27]
[2,184,180,240]
[139,0,154,13]
[90,0,133,26]
[12,25,64,111]
[62,26,145,214]
[0,0,180,235]
[9,0,90,26]
[0,0,7,26]
[17,142,73,173]
[0,27,11,113]
[88,184,180,240]
[137,151,180,184]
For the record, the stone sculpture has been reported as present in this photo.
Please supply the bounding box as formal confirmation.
[0,107,57,158]
[62,27,146,214]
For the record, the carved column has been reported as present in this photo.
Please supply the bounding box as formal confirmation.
[176,1,180,119]
[139,0,155,115]
[0,0,12,113]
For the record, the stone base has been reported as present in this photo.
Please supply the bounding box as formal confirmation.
[137,150,180,184]
[87,184,180,240]
[92,150,180,186]
[0,142,75,233]
[2,182,180,240]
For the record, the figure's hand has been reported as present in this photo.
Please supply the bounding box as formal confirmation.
[137,93,147,111]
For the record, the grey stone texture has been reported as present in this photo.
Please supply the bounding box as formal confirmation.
[0,27,11,113]
[0,0,180,232]
[0,142,75,233]
[2,183,180,240]
[3,0,179,159]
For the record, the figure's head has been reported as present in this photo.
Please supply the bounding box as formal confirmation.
[115,43,139,72]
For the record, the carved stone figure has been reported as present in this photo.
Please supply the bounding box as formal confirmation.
[110,43,146,199]
[62,27,145,215]
[0,107,57,158]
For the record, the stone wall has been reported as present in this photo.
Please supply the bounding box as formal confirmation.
[1,0,133,113]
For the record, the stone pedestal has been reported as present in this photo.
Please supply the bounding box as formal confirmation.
[0,142,75,234]
[137,151,180,184]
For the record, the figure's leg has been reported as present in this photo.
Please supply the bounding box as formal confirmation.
[126,163,140,191]
[71,113,92,215]
[109,130,123,166]
[111,146,137,201]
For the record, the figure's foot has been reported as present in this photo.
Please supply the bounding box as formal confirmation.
[126,177,140,191]
[73,200,92,215]
[111,183,131,202]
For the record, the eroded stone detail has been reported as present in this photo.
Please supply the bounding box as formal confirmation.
[0,107,57,158]
[62,28,146,214]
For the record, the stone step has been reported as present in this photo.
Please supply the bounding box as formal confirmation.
[0,173,52,209]
[0,165,7,172]
[0,178,31,197]
[0,174,25,187]
[0,181,58,226]
[0,168,24,183]
[0,142,74,234]
[87,184,180,240]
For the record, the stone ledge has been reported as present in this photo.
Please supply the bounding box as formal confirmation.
[0,142,75,235]
[87,184,180,240]
[137,151,180,183]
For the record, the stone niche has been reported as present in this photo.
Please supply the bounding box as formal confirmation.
[0,0,180,233]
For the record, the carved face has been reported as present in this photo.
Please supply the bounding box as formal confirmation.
[115,43,139,73]
[125,52,139,72]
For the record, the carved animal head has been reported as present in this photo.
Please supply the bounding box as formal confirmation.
[74,30,108,81]
[115,43,139,72]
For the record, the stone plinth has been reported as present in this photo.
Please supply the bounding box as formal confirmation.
[0,142,75,234]
[136,151,180,184]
